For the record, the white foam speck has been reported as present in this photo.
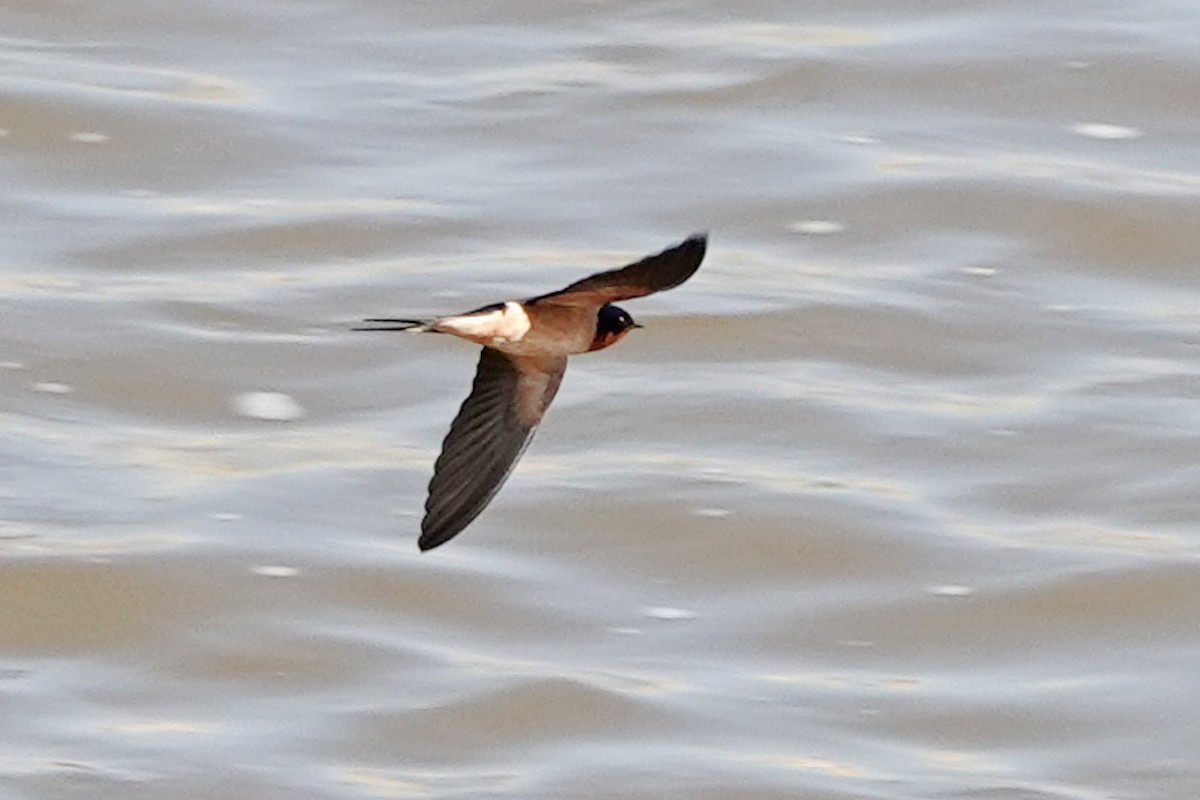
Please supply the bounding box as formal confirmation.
[0,361,26,370]
[210,512,242,522]
[251,565,300,578]
[233,391,305,421]
[693,507,730,519]
[32,381,73,394]
[789,220,845,235]
[700,467,730,477]
[642,606,697,621]
[608,627,643,636]
[962,266,997,277]
[840,134,879,145]
[70,131,111,144]
[928,584,975,598]
[1071,123,1143,141]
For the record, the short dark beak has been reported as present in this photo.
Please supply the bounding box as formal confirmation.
[631,323,644,329]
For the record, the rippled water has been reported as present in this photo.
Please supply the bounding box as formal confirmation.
[3,1,1200,798]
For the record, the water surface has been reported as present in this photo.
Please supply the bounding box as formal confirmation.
[3,1,1200,798]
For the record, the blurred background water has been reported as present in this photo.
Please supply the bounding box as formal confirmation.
[2,1,1200,798]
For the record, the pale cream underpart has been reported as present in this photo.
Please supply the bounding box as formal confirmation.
[438,301,532,344]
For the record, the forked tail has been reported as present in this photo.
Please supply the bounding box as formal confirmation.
[352,317,435,332]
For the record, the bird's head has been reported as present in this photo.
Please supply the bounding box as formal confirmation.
[588,304,642,352]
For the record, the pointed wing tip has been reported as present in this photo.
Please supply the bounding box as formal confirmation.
[418,525,456,551]
[676,232,708,264]
[663,232,708,288]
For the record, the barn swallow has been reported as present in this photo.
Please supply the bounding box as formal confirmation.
[357,233,707,551]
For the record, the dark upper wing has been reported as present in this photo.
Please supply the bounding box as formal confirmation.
[530,233,707,307]
[419,348,567,551]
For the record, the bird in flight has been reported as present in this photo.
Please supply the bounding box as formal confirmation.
[357,233,707,551]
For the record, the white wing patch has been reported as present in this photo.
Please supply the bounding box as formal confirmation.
[438,301,531,344]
